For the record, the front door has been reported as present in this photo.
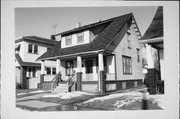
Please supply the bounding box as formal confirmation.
[85,59,93,74]
[66,60,74,76]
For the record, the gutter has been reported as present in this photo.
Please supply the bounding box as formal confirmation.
[37,49,104,61]
[139,37,163,44]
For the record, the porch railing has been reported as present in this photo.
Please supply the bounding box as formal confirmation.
[51,72,61,90]
[82,73,98,81]
[67,71,76,91]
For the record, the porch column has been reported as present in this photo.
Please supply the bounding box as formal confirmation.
[93,58,97,80]
[98,52,105,94]
[76,56,82,91]
[40,60,45,89]
[56,59,61,74]
[146,44,154,69]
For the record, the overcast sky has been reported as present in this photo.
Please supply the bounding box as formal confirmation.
[15,6,158,39]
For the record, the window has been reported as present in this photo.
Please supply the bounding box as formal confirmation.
[122,56,132,74]
[77,32,84,44]
[122,82,126,89]
[26,67,36,77]
[46,67,51,75]
[134,81,138,87]
[65,35,72,46]
[28,44,38,54]
[46,67,56,75]
[28,44,33,53]
[137,48,140,62]
[127,32,131,49]
[34,45,38,54]
[52,68,56,75]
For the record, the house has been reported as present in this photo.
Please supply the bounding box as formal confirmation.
[15,36,59,89]
[140,6,164,94]
[37,13,145,94]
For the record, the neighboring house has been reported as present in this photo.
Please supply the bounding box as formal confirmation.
[140,6,164,94]
[15,36,59,89]
[38,13,145,94]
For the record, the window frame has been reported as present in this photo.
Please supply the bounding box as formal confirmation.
[65,35,72,46]
[77,32,84,44]
[122,55,132,75]
[127,32,131,49]
[28,43,38,54]
[136,48,140,62]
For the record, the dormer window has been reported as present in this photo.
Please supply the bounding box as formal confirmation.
[77,32,84,44]
[28,44,38,54]
[65,35,72,46]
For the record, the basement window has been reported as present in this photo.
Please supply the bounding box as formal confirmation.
[122,82,126,89]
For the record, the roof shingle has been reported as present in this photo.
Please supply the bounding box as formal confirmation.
[38,13,133,60]
[141,6,163,40]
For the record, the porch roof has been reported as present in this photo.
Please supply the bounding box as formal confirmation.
[38,13,136,60]
[15,54,41,67]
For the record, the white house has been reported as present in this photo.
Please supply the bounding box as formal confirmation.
[15,36,59,89]
[140,6,164,94]
[38,13,145,94]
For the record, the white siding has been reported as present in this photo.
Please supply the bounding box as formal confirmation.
[23,42,47,62]
[114,24,144,81]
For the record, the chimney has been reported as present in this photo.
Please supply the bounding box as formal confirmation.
[76,22,81,28]
[50,35,56,41]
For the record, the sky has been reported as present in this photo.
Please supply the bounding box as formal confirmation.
[15,6,158,39]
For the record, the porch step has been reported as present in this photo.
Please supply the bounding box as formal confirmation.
[52,83,68,93]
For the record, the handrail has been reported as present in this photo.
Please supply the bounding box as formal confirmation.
[67,71,75,88]
[51,72,61,90]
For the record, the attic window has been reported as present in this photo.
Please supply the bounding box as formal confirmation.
[127,32,131,49]
[28,44,38,54]
[65,35,72,46]
[77,32,84,44]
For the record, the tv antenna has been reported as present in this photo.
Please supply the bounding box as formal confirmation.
[51,24,58,34]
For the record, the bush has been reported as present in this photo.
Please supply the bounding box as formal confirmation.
[16,82,22,89]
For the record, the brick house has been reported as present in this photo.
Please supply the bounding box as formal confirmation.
[15,36,59,89]
[38,13,145,94]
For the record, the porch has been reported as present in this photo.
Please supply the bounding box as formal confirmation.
[40,51,116,94]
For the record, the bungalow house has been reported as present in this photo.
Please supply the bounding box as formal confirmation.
[15,36,59,89]
[140,6,164,94]
[37,13,145,94]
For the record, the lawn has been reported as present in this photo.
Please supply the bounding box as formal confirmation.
[75,91,164,110]
[16,89,51,98]
[38,91,97,105]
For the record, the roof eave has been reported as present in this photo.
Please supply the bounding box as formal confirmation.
[139,37,163,44]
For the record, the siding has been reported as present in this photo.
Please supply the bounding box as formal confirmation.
[114,23,144,81]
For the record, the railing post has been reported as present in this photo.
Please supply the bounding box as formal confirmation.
[40,60,45,90]
[76,56,82,91]
[98,52,106,95]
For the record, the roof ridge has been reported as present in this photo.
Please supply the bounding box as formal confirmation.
[55,13,132,36]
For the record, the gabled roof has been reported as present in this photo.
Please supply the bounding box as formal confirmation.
[15,36,59,46]
[141,6,163,40]
[38,13,138,60]
[15,54,41,67]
